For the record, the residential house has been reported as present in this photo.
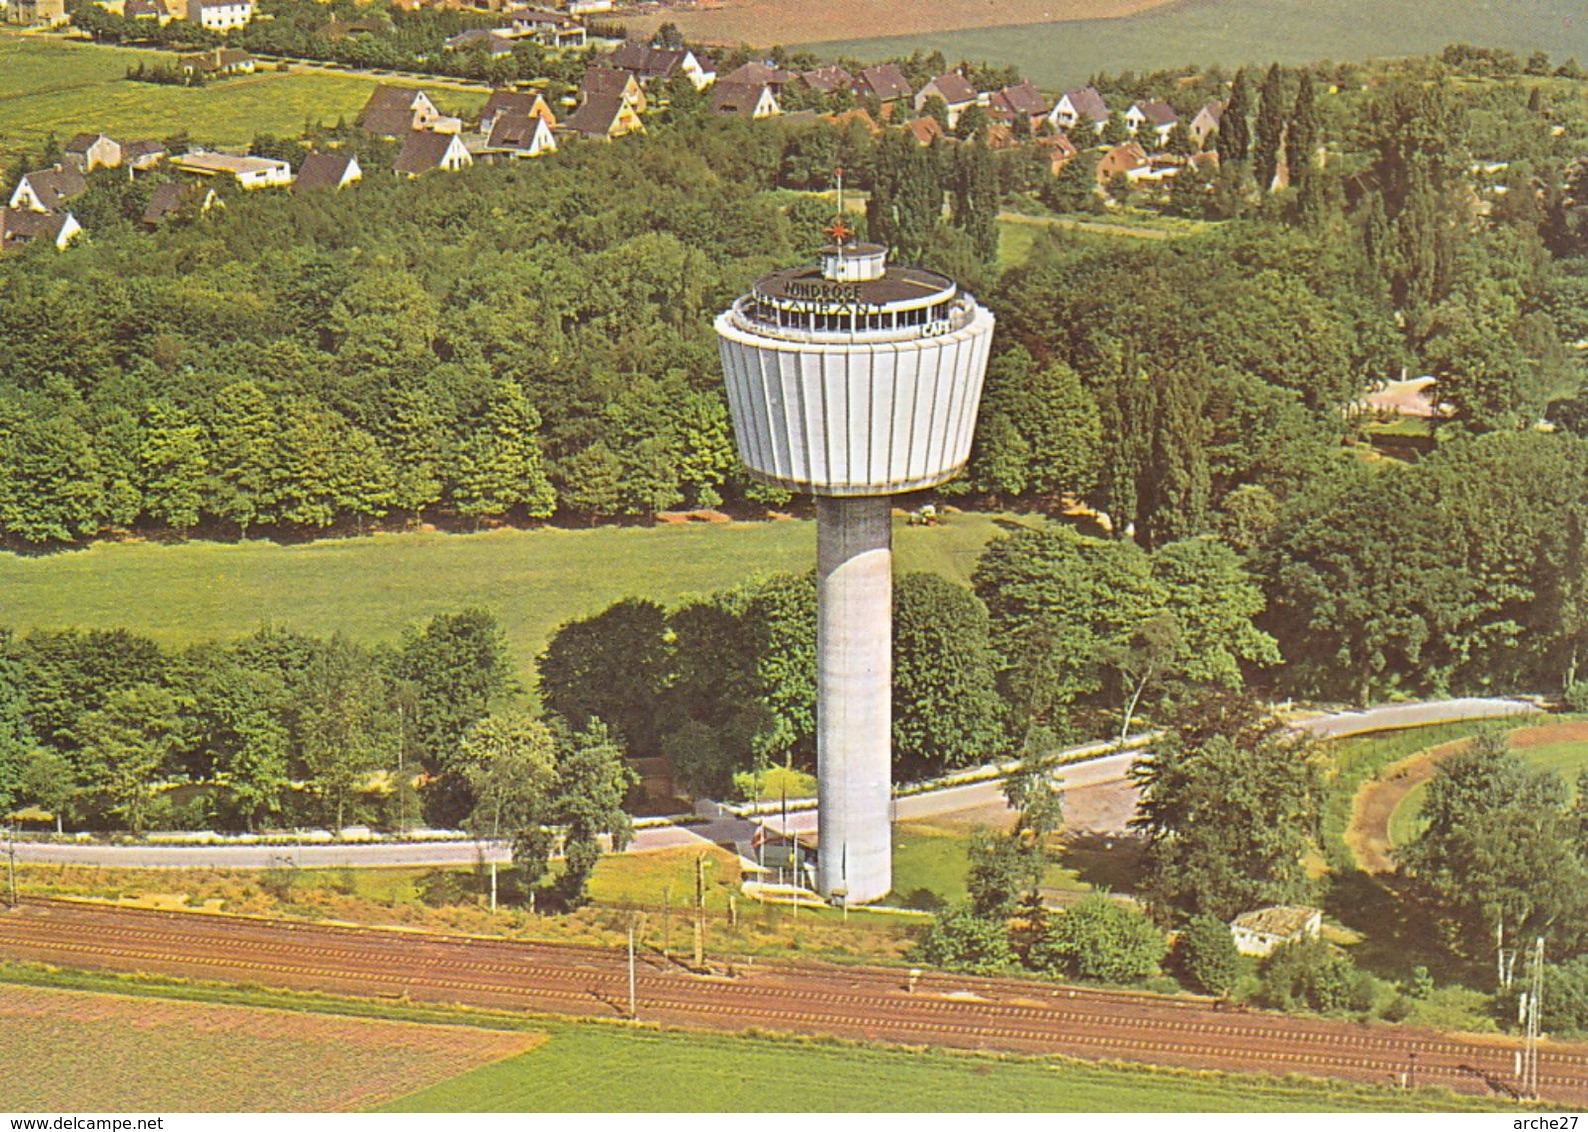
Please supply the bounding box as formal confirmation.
[357,86,445,137]
[709,81,778,119]
[1230,906,1323,958]
[294,151,362,190]
[479,89,556,134]
[577,66,644,113]
[508,8,585,48]
[824,107,881,135]
[172,151,293,188]
[124,0,172,22]
[1,207,81,251]
[485,111,557,157]
[1050,85,1108,133]
[914,72,977,127]
[121,139,167,171]
[62,133,121,173]
[9,166,88,213]
[177,47,257,78]
[142,181,219,225]
[853,63,912,107]
[565,0,608,12]
[443,28,515,56]
[606,41,714,90]
[560,88,643,140]
[901,115,946,147]
[3,0,66,26]
[1126,100,1177,148]
[795,65,851,96]
[1189,100,1223,149]
[988,80,1050,132]
[185,0,253,31]
[720,61,794,95]
[1035,130,1078,174]
[1096,141,1149,185]
[392,130,473,175]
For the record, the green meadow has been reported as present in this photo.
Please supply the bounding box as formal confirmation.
[800,0,1588,91]
[0,511,1015,684]
[0,31,477,164]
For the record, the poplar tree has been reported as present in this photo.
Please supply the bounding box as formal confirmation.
[1216,67,1251,166]
[1253,63,1286,191]
[951,141,1000,265]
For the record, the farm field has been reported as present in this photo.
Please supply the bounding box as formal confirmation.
[0,982,539,1112]
[379,1013,1511,1113]
[800,0,1588,92]
[621,0,1168,51]
[0,510,1016,685]
[0,31,479,164]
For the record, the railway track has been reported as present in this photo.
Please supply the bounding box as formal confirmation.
[1,897,1581,1105]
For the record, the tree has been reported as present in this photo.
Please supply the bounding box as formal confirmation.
[204,382,280,536]
[1399,733,1588,969]
[1285,70,1321,201]
[549,718,637,907]
[1173,913,1244,996]
[1029,892,1167,983]
[1165,120,1197,159]
[138,401,207,533]
[0,645,31,816]
[1252,63,1286,191]
[966,825,1044,920]
[954,103,989,142]
[1217,67,1251,166]
[538,598,669,756]
[19,749,77,833]
[1131,693,1325,923]
[1101,109,1130,145]
[1257,938,1376,1015]
[912,901,1013,974]
[453,381,556,522]
[298,636,393,830]
[458,710,558,845]
[950,142,1000,265]
[1040,151,1099,214]
[867,129,941,263]
[891,574,1007,778]
[74,684,179,833]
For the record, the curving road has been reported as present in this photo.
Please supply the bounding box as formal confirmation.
[0,896,1576,1106]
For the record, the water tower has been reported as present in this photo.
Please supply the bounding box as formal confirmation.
[715,214,995,904]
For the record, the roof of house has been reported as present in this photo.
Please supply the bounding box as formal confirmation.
[193,0,251,9]
[142,181,199,224]
[996,80,1048,116]
[1135,99,1178,126]
[1231,905,1321,937]
[178,47,254,71]
[922,71,976,105]
[1061,85,1108,121]
[124,0,169,16]
[393,130,463,175]
[1,206,71,243]
[1037,130,1077,158]
[579,65,637,97]
[63,132,115,154]
[709,81,771,115]
[856,62,912,101]
[362,84,430,113]
[18,165,87,210]
[824,107,880,133]
[798,65,851,93]
[563,89,632,136]
[294,151,359,190]
[607,41,689,80]
[481,89,545,121]
[444,28,514,53]
[173,151,288,177]
[487,111,550,149]
[122,139,166,161]
[720,61,792,87]
[1196,100,1224,123]
[902,115,946,145]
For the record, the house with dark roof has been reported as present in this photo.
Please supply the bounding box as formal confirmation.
[606,41,713,89]
[122,139,167,171]
[485,111,557,157]
[1190,100,1224,149]
[1126,100,1178,148]
[294,151,362,191]
[577,66,645,113]
[142,181,219,225]
[561,88,643,140]
[914,72,977,126]
[709,81,779,119]
[177,47,256,78]
[480,88,556,134]
[1050,85,1108,133]
[902,115,946,147]
[1035,130,1078,174]
[1097,141,1150,185]
[720,61,794,94]
[443,27,515,56]
[988,80,1050,131]
[392,130,473,176]
[124,0,172,22]
[358,86,445,137]
[509,8,586,48]
[63,133,121,173]
[854,63,912,105]
[1,206,80,250]
[796,65,852,95]
[8,166,87,213]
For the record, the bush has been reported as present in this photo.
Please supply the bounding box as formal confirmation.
[1256,938,1377,1016]
[415,869,470,908]
[911,902,1012,975]
[1029,893,1167,984]
[1173,914,1244,996]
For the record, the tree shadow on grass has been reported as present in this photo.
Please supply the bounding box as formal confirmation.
[1326,866,1482,987]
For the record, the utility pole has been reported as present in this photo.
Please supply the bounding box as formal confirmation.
[692,853,706,969]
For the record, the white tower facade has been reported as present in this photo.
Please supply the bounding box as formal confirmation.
[715,240,995,904]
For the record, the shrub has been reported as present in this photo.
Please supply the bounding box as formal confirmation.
[1257,938,1377,1016]
[1173,913,1244,996]
[1029,893,1167,984]
[911,902,1012,975]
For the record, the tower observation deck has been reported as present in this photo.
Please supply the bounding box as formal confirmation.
[715,238,995,904]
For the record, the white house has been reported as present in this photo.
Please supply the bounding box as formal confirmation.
[1049,85,1108,134]
[186,0,252,31]
[172,151,292,188]
[1230,906,1323,957]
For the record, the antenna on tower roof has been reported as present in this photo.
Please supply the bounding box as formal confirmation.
[823,167,851,262]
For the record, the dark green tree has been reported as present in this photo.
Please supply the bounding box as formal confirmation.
[950,141,1000,265]
[1029,892,1167,983]
[1252,63,1286,191]
[1173,913,1244,996]
[1217,68,1251,166]
[912,901,1013,975]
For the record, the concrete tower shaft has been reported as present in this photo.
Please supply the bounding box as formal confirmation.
[716,241,995,905]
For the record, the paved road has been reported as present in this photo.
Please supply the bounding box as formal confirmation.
[11,698,1540,869]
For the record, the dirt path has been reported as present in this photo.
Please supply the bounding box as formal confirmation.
[1346,740,1470,874]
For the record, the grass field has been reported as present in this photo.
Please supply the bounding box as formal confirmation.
[0,31,481,164]
[0,982,539,1112]
[800,0,1588,92]
[0,510,1015,685]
